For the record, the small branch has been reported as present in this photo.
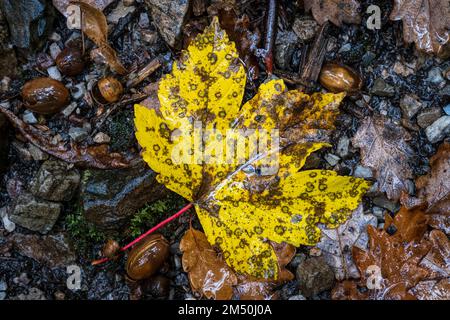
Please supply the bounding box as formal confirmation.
[126,58,162,89]
[92,203,194,266]
[264,0,277,74]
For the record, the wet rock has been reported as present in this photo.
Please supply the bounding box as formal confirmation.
[10,192,61,234]
[296,257,335,298]
[0,279,7,300]
[13,287,46,300]
[28,144,49,161]
[354,165,373,178]
[144,0,189,48]
[427,67,445,86]
[325,153,340,166]
[29,159,80,202]
[1,206,15,232]
[93,132,111,144]
[61,102,77,117]
[0,113,9,173]
[440,85,450,96]
[71,83,86,100]
[371,78,395,97]
[68,127,89,142]
[393,60,415,77]
[336,135,349,158]
[292,17,318,42]
[107,1,135,24]
[400,94,423,119]
[373,195,399,213]
[417,107,443,128]
[275,31,299,70]
[444,104,450,116]
[0,0,54,53]
[425,116,450,143]
[288,294,306,300]
[10,233,76,268]
[47,66,62,81]
[22,110,38,124]
[81,162,168,230]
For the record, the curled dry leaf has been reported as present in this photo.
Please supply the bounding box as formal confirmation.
[0,107,131,169]
[304,0,361,26]
[390,0,450,57]
[53,0,114,17]
[316,205,377,281]
[352,115,415,201]
[134,18,370,279]
[337,207,432,300]
[73,1,127,74]
[180,228,238,300]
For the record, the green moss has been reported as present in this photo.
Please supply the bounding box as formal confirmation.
[66,206,105,254]
[128,194,186,238]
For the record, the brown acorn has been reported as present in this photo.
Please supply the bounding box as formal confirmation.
[126,234,170,281]
[96,77,123,103]
[319,63,362,93]
[56,47,85,76]
[22,77,69,114]
[102,239,120,259]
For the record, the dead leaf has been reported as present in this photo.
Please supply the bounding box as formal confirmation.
[390,0,450,57]
[53,0,114,17]
[331,280,368,300]
[0,107,131,169]
[180,228,238,300]
[415,142,450,215]
[73,1,127,75]
[352,115,415,201]
[410,230,450,299]
[304,0,361,26]
[350,207,431,300]
[216,8,261,80]
[134,18,370,279]
[316,205,377,281]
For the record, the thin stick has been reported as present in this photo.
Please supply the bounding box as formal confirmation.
[92,203,194,266]
[264,0,277,74]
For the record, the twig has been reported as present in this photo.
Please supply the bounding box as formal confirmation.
[92,203,194,266]
[264,0,277,74]
[125,58,162,88]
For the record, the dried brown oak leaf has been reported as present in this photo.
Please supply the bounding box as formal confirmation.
[180,228,238,300]
[0,107,130,169]
[304,0,361,26]
[352,115,415,201]
[351,207,432,300]
[73,1,127,75]
[416,142,450,215]
[390,0,450,57]
[411,230,450,300]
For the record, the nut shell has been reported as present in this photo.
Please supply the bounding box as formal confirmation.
[22,77,69,114]
[126,234,170,281]
[319,63,362,93]
[97,77,123,103]
[56,47,85,76]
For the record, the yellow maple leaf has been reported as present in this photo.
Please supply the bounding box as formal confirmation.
[134,17,370,279]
